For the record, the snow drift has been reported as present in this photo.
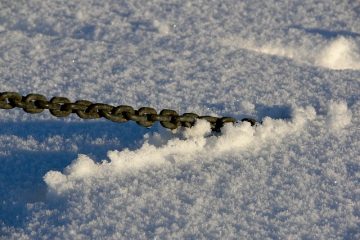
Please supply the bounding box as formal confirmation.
[221,36,360,70]
[45,105,317,195]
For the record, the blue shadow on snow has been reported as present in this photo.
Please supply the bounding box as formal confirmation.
[0,120,159,228]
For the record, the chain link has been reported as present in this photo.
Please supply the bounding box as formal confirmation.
[0,92,258,131]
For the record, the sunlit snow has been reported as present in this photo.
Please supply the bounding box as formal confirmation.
[0,0,359,239]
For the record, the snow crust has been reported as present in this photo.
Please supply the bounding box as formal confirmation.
[0,0,359,239]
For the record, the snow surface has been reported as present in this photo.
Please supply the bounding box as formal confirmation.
[0,0,359,239]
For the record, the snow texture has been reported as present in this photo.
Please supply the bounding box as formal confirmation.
[0,0,359,239]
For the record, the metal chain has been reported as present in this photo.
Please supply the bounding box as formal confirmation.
[0,92,258,131]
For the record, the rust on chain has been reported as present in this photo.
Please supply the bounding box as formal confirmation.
[0,92,259,131]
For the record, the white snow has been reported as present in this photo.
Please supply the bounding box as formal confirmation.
[326,101,352,132]
[44,106,315,195]
[316,37,360,70]
[0,0,359,239]
[221,36,360,70]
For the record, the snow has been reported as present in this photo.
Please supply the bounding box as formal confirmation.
[221,36,360,70]
[44,106,316,195]
[316,37,360,70]
[0,0,359,239]
[326,101,353,132]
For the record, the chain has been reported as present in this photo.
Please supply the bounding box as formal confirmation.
[0,92,257,131]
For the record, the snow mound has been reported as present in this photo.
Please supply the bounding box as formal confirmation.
[221,37,360,70]
[326,101,352,131]
[44,106,316,195]
[315,37,360,70]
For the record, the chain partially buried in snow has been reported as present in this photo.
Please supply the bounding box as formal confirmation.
[0,92,257,131]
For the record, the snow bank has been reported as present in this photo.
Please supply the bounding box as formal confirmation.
[44,106,316,195]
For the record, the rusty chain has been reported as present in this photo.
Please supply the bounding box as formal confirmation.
[0,92,257,131]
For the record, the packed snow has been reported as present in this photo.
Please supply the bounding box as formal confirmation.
[0,0,359,239]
